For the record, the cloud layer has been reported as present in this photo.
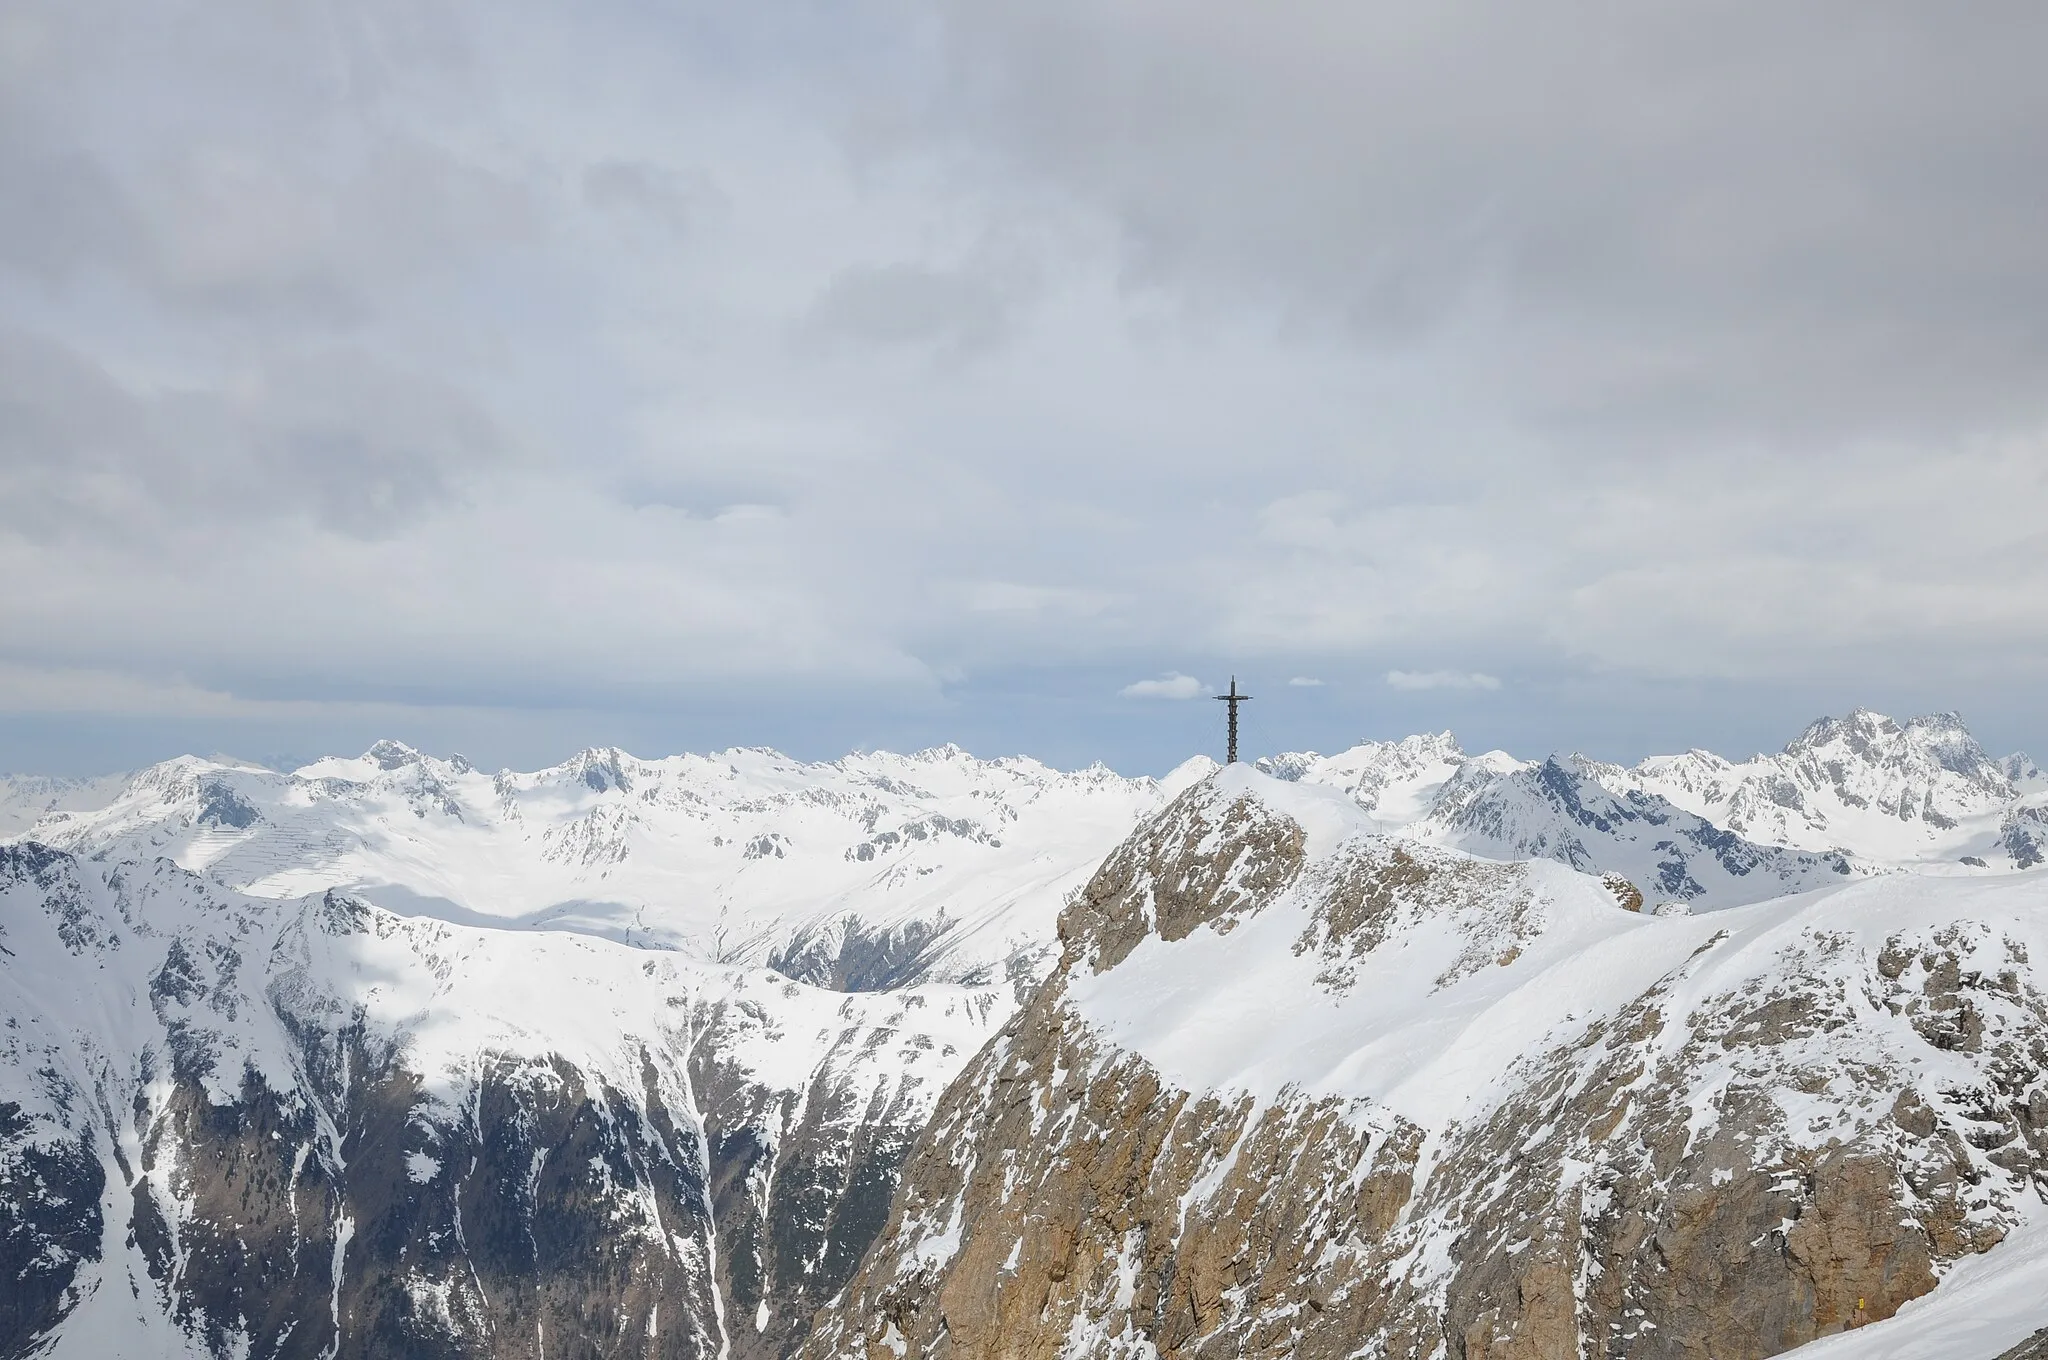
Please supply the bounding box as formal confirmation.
[1387,671,1503,693]
[1120,673,1206,701]
[4,0,2047,770]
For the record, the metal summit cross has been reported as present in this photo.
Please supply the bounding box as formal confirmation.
[1215,677,1252,764]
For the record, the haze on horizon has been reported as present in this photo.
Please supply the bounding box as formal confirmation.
[4,0,2047,777]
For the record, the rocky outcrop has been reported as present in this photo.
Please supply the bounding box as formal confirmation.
[767,916,953,992]
[802,771,2048,1360]
[1056,779,1307,973]
[1998,1329,2048,1360]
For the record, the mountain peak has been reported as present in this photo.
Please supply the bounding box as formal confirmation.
[1786,708,1897,752]
[1783,708,1999,780]
[363,739,423,771]
[563,746,634,793]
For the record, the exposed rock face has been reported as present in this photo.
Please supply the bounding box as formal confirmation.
[1058,781,1307,973]
[2002,806,2048,871]
[690,983,993,1358]
[114,1037,724,1360]
[767,916,955,993]
[1998,1329,2048,1360]
[0,1098,103,1356]
[803,770,2048,1360]
[0,845,998,1359]
[798,987,1427,1360]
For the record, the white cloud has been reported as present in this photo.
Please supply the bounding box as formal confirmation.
[6,0,2048,770]
[963,581,1113,616]
[0,661,469,721]
[1120,672,1206,700]
[1386,670,1503,692]
[1287,676,1326,687]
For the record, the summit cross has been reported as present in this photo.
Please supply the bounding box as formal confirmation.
[1215,677,1252,764]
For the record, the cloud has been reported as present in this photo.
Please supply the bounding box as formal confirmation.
[799,263,1011,354]
[582,159,724,238]
[0,661,463,722]
[928,0,2048,443]
[3,0,2048,774]
[962,581,1113,615]
[1386,670,1503,693]
[1287,676,1325,687]
[0,330,503,540]
[1120,672,1205,700]
[0,145,144,283]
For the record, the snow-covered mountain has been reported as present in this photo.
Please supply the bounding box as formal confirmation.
[0,771,129,838]
[815,765,2048,1359]
[8,711,2048,1359]
[17,710,2036,974]
[17,741,1192,993]
[0,842,1003,1359]
[1635,710,2047,866]
[1252,730,1486,824]
[1423,753,1858,909]
[0,744,1198,1357]
[1258,709,2048,908]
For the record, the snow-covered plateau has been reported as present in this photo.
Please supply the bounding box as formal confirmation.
[3,709,2046,1358]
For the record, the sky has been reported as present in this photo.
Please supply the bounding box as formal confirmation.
[4,0,2048,776]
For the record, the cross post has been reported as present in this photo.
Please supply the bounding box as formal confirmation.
[1215,677,1252,764]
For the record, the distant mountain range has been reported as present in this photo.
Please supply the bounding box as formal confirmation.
[1259,707,2047,903]
[6,741,1183,993]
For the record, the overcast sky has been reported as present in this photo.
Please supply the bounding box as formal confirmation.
[5,0,2048,775]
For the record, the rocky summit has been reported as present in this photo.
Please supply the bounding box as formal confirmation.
[5,712,2048,1358]
[810,768,2048,1359]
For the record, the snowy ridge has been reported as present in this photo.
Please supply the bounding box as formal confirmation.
[1072,766,2046,1169]
[1261,708,2048,909]
[1422,753,1859,910]
[17,709,2037,979]
[0,770,129,838]
[1634,710,2047,866]
[15,741,1193,992]
[810,764,2048,1359]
